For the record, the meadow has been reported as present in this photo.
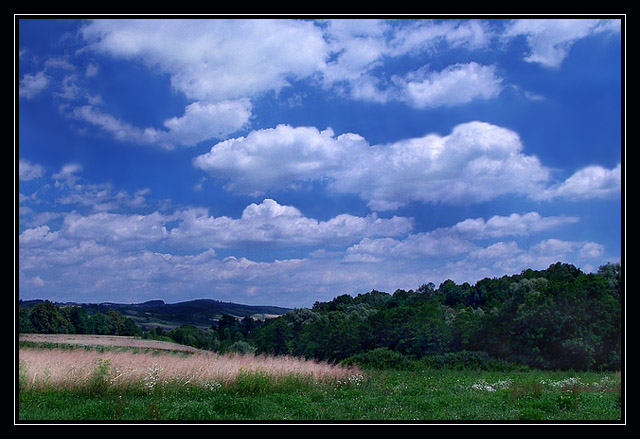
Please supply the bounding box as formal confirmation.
[17,339,622,423]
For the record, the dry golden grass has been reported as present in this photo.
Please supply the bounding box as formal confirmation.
[18,346,361,391]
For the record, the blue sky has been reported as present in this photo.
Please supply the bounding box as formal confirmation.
[17,17,623,308]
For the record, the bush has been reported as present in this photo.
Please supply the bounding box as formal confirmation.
[341,347,412,370]
[418,350,527,371]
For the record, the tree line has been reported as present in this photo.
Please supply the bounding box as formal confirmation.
[247,261,621,371]
[18,262,622,371]
[19,300,140,336]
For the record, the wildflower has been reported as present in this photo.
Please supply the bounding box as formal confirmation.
[144,365,162,390]
[540,377,581,390]
[469,378,512,392]
[204,380,222,392]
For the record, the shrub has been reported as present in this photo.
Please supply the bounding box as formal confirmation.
[419,350,526,371]
[341,347,412,370]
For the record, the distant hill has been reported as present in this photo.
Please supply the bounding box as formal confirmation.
[19,298,291,330]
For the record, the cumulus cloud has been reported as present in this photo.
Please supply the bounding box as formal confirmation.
[81,18,495,104]
[62,211,170,247]
[344,211,580,262]
[18,225,62,247]
[193,124,357,195]
[468,241,523,261]
[537,163,621,201]
[17,195,417,305]
[53,18,622,152]
[52,163,83,187]
[158,99,252,146]
[19,71,50,99]
[451,212,580,239]
[19,197,413,252]
[168,199,413,249]
[19,159,45,181]
[17,167,610,306]
[18,18,621,306]
[320,20,499,106]
[81,19,329,102]
[194,121,551,210]
[70,100,251,149]
[387,19,492,54]
[18,223,609,307]
[502,18,621,68]
[194,122,621,208]
[78,18,502,111]
[399,62,503,108]
[459,238,607,282]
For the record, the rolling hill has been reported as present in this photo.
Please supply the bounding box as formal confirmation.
[19,298,291,330]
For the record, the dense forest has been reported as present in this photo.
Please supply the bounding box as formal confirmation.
[18,262,622,372]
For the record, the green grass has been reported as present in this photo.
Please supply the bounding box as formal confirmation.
[17,368,622,422]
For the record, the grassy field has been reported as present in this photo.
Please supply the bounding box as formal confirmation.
[17,338,623,423]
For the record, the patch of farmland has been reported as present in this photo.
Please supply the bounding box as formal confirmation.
[18,333,200,353]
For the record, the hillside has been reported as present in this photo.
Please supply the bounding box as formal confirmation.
[19,298,291,330]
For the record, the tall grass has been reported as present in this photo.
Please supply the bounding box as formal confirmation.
[17,346,622,421]
[18,347,361,393]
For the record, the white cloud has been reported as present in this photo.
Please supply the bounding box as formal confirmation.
[159,99,252,146]
[18,229,609,307]
[345,211,580,262]
[81,19,494,104]
[399,62,503,108]
[44,56,75,71]
[62,211,169,247]
[454,238,607,282]
[70,100,251,148]
[20,197,413,253]
[194,122,551,210]
[79,18,501,110]
[451,212,580,239]
[388,19,492,55]
[537,163,621,201]
[19,159,45,181]
[52,163,83,187]
[168,199,412,249]
[19,71,50,99]
[468,241,523,261]
[17,167,611,306]
[579,242,605,259]
[81,19,329,102]
[503,18,621,68]
[18,225,61,247]
[193,124,359,195]
[320,20,499,106]
[70,105,156,145]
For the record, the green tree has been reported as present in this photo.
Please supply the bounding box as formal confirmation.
[597,262,622,298]
[62,306,90,334]
[29,301,71,334]
[253,317,293,356]
[90,312,114,334]
[18,307,35,333]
